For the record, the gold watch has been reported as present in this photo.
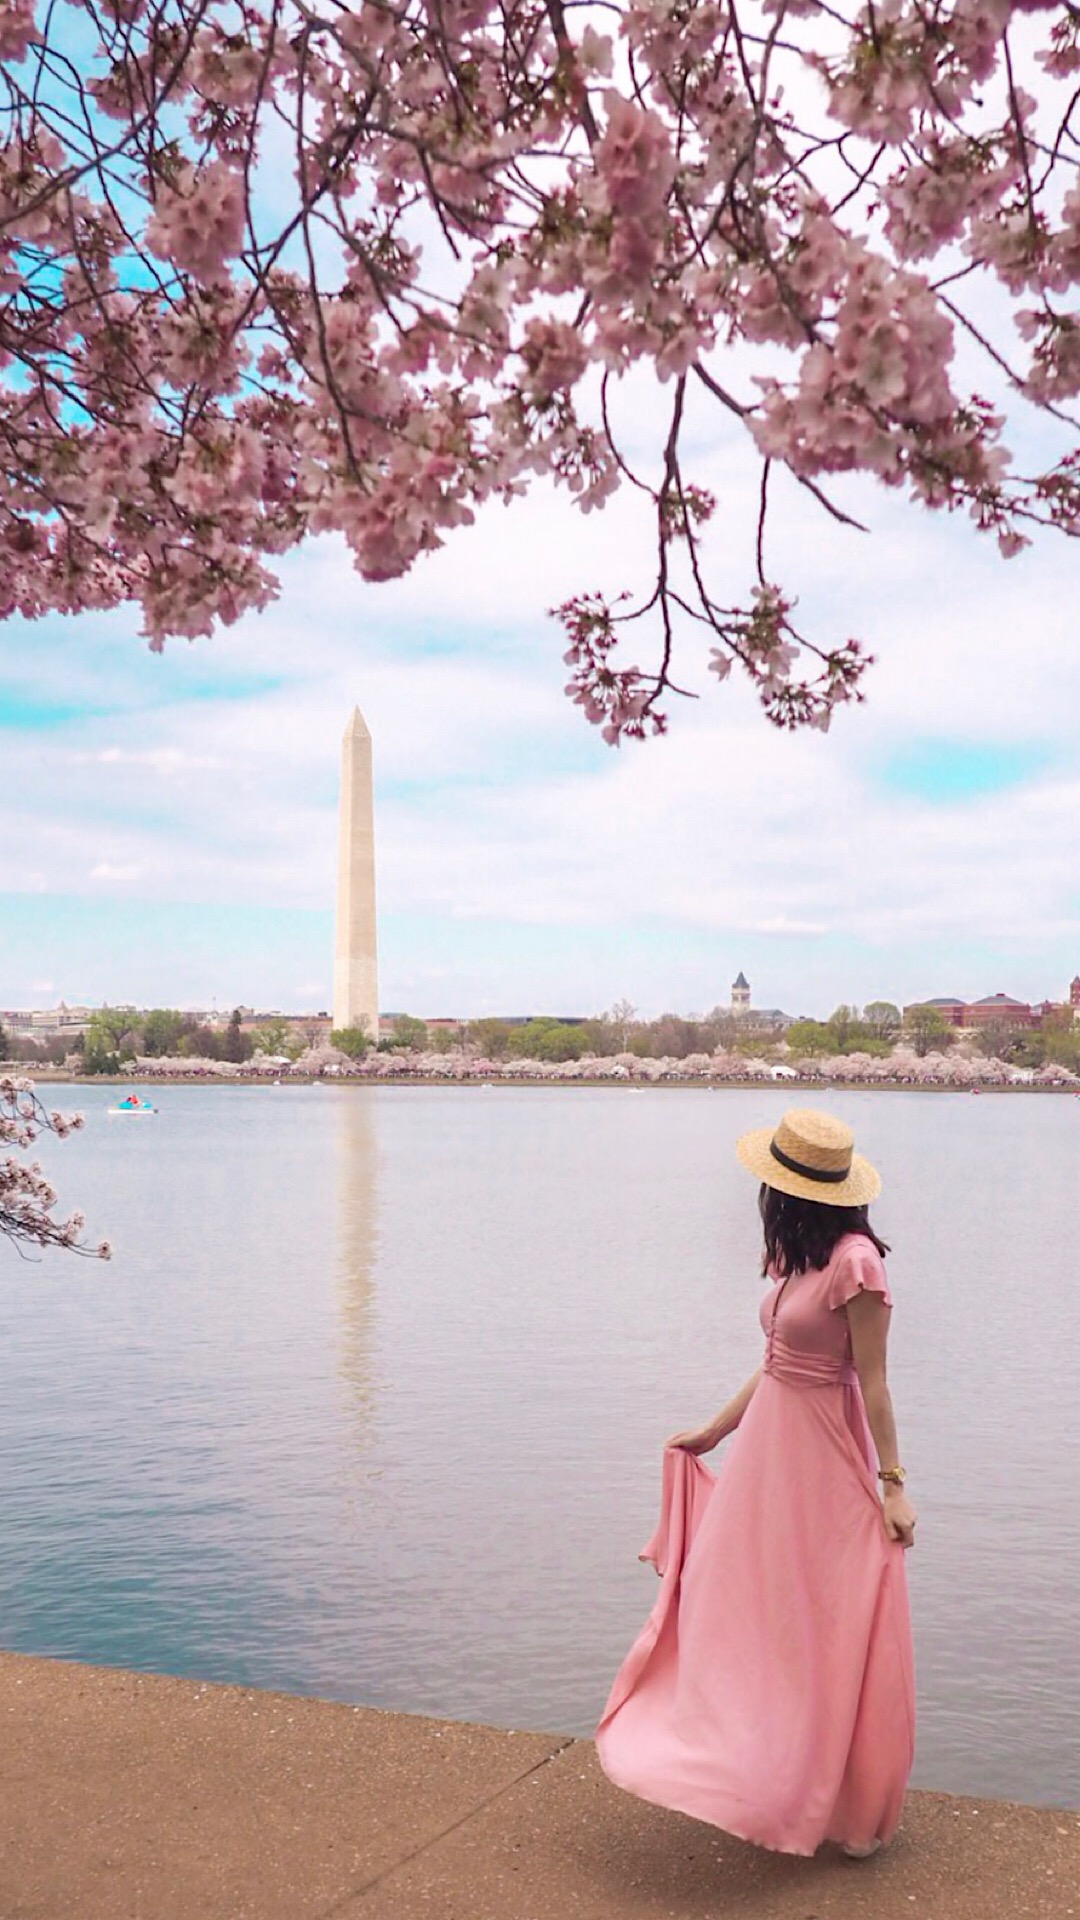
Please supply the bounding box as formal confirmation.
[878,1466,907,1486]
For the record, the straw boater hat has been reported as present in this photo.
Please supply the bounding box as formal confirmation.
[736,1108,881,1207]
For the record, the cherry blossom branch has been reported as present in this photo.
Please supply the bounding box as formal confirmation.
[3,0,1080,732]
[0,1078,111,1260]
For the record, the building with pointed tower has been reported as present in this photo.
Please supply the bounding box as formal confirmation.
[731,971,751,1017]
[333,708,379,1042]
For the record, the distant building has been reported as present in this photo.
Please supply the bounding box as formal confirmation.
[1033,975,1080,1027]
[1,1002,94,1039]
[903,991,1049,1031]
[752,1007,795,1031]
[902,996,968,1027]
[963,993,1037,1030]
[724,973,792,1030]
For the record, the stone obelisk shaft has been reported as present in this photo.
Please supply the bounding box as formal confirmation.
[333,708,378,1041]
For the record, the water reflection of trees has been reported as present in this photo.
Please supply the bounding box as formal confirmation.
[335,1090,381,1461]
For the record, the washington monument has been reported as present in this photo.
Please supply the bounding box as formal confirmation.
[333,707,379,1041]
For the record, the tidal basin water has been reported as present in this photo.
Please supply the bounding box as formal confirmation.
[0,1083,1077,1809]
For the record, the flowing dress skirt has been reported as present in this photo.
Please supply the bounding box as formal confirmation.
[595,1369,916,1856]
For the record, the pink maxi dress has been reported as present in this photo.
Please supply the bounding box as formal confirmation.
[595,1233,916,1856]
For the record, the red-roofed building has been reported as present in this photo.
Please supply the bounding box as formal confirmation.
[904,983,1079,1033]
[962,993,1036,1030]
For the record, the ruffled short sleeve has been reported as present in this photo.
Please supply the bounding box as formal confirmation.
[826,1236,893,1312]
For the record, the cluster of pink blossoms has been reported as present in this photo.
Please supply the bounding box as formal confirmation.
[145,161,246,290]
[0,1079,111,1258]
[0,0,35,62]
[2,0,1080,736]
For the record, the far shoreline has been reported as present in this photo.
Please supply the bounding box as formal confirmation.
[13,1069,1080,1096]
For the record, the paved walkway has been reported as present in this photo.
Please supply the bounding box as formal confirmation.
[0,1652,1076,1919]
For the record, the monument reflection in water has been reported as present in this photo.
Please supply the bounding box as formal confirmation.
[334,1089,381,1465]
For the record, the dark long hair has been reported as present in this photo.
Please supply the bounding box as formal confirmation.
[759,1184,890,1278]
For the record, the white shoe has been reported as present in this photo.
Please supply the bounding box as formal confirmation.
[842,1838,883,1859]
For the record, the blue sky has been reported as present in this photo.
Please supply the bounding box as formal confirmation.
[2,404,1078,1021]
[879,742,1053,804]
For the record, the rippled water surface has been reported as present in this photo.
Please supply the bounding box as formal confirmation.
[0,1083,1077,1808]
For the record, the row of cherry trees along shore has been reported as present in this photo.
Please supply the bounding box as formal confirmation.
[3,1007,1076,1253]
[125,1045,1079,1087]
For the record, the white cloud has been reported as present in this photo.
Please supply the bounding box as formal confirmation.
[1,397,1078,1015]
[751,918,830,937]
[88,747,224,771]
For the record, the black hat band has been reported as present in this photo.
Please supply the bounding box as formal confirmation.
[770,1139,850,1185]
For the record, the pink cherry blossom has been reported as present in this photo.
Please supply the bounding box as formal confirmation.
[595,93,676,222]
[0,1078,110,1258]
[519,318,589,398]
[0,0,37,61]
[145,160,246,286]
[0,0,1076,742]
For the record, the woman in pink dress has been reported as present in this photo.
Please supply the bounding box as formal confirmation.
[596,1108,917,1860]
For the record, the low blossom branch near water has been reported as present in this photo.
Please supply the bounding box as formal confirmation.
[0,1077,111,1258]
[4,1,1080,735]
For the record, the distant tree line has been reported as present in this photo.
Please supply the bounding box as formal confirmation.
[785,1003,902,1059]
[362,1008,773,1064]
[971,1010,1080,1073]
[0,1024,71,1067]
[365,1001,1080,1072]
[330,1014,428,1056]
[74,1006,258,1072]
[3,1000,1077,1076]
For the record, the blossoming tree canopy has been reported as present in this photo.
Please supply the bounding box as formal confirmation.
[3,0,1079,740]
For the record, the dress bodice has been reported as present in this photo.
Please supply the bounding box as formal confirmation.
[759,1233,892,1389]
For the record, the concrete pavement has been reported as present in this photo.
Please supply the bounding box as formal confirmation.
[0,1652,1075,1919]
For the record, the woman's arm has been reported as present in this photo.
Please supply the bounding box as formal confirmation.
[666,1366,763,1454]
[846,1290,917,1548]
